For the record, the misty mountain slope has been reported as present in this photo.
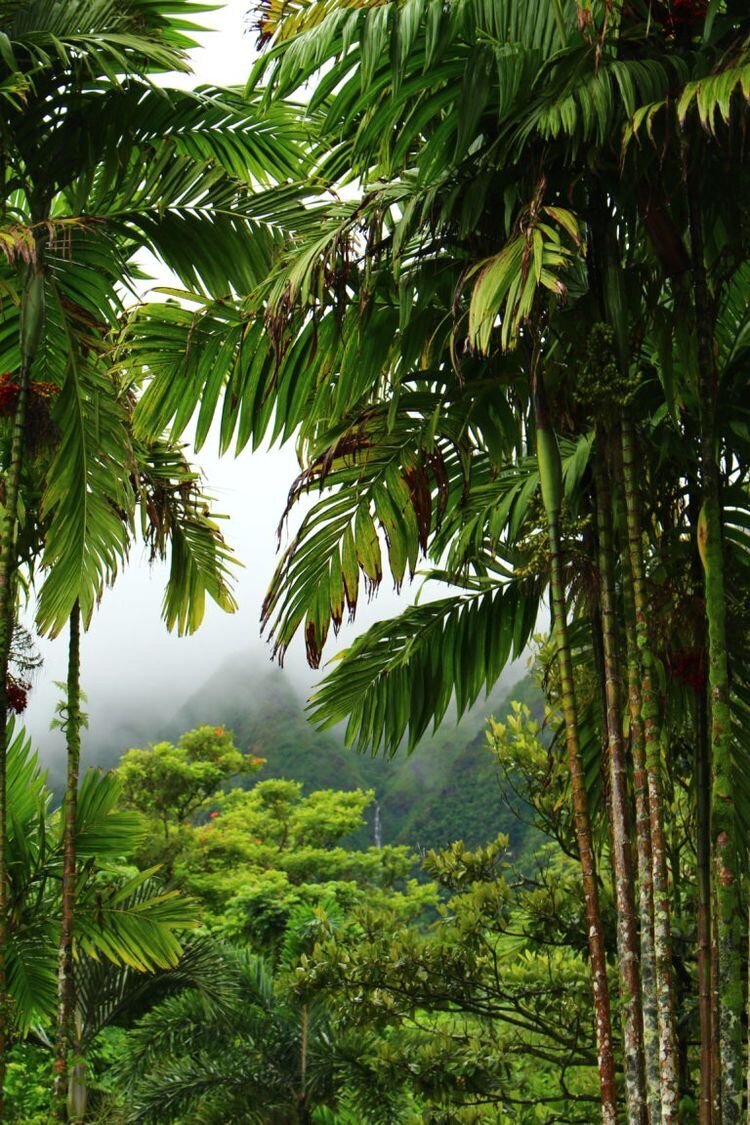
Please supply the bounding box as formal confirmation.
[168,659,544,854]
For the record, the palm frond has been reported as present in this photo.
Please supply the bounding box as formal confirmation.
[75,870,199,972]
[69,769,145,860]
[263,401,466,665]
[308,581,540,756]
[4,0,211,79]
[74,937,238,1047]
[135,438,238,635]
[36,353,131,637]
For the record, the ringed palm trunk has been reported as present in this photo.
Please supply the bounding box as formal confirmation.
[694,687,713,1125]
[689,479,714,1125]
[0,257,45,1112]
[620,415,681,1120]
[613,447,661,1124]
[532,364,618,1122]
[685,145,742,1124]
[54,601,82,1118]
[593,445,647,1125]
[622,566,661,1125]
[298,1003,311,1124]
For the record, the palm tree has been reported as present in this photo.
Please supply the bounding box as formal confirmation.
[1,722,200,1028]
[121,912,411,1124]
[0,1,303,1106]
[30,938,236,1121]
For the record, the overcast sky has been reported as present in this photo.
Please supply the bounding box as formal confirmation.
[24,1,412,760]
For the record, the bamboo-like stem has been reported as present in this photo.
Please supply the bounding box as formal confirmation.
[685,141,742,1125]
[298,1003,310,1124]
[532,363,618,1122]
[746,904,750,1125]
[614,448,661,1125]
[689,480,714,1125]
[0,366,29,1119]
[593,446,647,1125]
[53,602,82,1119]
[711,894,721,1119]
[620,415,681,1120]
[0,254,44,1116]
[695,685,713,1125]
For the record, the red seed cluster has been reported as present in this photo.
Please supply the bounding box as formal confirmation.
[0,373,20,418]
[31,381,60,400]
[5,677,30,714]
[0,374,60,419]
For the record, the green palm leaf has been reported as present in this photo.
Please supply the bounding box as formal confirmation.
[309,582,539,756]
[36,355,131,637]
[75,870,199,973]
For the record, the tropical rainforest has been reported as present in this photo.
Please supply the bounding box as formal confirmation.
[0,0,749,1122]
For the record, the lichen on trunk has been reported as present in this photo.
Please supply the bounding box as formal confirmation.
[53,602,83,1117]
[532,359,618,1122]
[593,445,647,1124]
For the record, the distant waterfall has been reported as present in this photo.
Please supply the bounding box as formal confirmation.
[374,801,382,848]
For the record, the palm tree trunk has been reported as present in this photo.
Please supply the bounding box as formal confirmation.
[0,259,44,1115]
[746,905,750,1123]
[593,447,647,1125]
[0,376,28,1120]
[532,363,618,1122]
[298,1003,310,1124]
[689,479,714,1125]
[696,683,714,1124]
[685,144,742,1125]
[54,601,82,1117]
[711,897,721,1119]
[67,1060,87,1124]
[615,453,661,1124]
[620,415,681,1120]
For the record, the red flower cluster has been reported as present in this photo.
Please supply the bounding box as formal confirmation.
[5,677,30,714]
[0,373,19,418]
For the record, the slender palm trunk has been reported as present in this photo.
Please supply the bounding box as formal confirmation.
[620,416,681,1120]
[0,372,29,1118]
[685,146,742,1125]
[0,258,44,1115]
[711,898,721,1120]
[298,1003,310,1124]
[746,906,750,1122]
[689,481,714,1125]
[593,447,647,1125]
[67,1062,86,1123]
[696,688,714,1124]
[54,601,82,1118]
[616,453,661,1124]
[532,365,617,1122]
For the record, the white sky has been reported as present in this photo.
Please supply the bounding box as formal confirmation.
[25,1,410,760]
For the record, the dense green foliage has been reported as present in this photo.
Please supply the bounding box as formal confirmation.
[1,0,750,1121]
[1,706,608,1123]
[173,664,545,853]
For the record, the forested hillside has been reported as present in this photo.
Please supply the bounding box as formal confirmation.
[98,662,543,856]
[180,665,544,855]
